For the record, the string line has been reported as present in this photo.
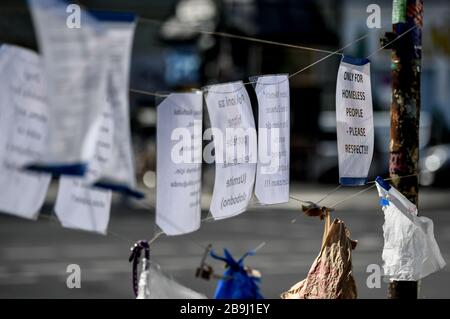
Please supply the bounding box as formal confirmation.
[130,28,378,96]
[34,172,418,284]
[141,173,418,240]
[138,17,343,56]
[328,184,377,209]
[366,25,417,59]
[129,24,418,97]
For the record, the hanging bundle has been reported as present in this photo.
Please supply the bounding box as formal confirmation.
[375,176,446,281]
[210,248,263,299]
[282,209,358,299]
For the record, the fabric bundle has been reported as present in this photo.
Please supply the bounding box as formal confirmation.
[282,212,357,299]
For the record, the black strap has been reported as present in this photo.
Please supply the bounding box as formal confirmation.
[128,240,150,297]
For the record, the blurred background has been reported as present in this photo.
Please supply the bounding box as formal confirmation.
[0,0,449,299]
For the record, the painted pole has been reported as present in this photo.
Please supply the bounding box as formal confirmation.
[384,0,423,299]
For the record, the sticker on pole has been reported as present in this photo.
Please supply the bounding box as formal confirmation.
[336,56,374,186]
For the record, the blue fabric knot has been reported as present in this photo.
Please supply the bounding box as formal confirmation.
[210,248,263,299]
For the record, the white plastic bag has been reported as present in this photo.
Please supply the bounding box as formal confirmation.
[375,177,446,281]
[137,262,207,299]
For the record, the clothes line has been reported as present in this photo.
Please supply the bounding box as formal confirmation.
[0,5,348,56]
[35,174,419,284]
[366,25,417,59]
[128,25,415,97]
[137,16,345,56]
[133,173,418,246]
[128,30,373,97]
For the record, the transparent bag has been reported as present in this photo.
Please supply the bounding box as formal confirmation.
[137,260,207,299]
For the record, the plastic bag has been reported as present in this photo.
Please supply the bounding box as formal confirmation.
[375,177,446,281]
[281,212,357,299]
[137,260,207,299]
[210,249,264,299]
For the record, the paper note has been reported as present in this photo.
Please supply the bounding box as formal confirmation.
[0,44,51,219]
[156,92,203,235]
[55,177,112,234]
[204,81,256,219]
[89,12,140,196]
[253,74,290,205]
[28,0,109,174]
[336,56,374,186]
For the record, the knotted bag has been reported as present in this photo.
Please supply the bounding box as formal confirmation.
[281,212,357,299]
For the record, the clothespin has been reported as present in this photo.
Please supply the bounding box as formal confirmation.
[245,266,262,279]
[129,240,150,297]
[195,244,231,280]
[302,201,332,220]
[195,244,214,280]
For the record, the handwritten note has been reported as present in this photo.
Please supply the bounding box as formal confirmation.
[89,13,140,196]
[28,0,109,174]
[0,44,51,219]
[253,74,290,204]
[205,82,256,219]
[55,177,112,234]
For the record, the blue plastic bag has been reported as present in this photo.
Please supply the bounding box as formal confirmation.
[210,249,263,299]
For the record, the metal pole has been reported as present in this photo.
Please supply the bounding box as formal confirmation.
[385,0,423,299]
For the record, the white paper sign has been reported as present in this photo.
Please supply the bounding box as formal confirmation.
[89,13,140,196]
[336,56,374,186]
[28,0,109,174]
[54,110,113,234]
[55,177,112,234]
[253,74,290,204]
[156,92,203,235]
[0,44,51,219]
[375,178,446,281]
[205,81,256,220]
